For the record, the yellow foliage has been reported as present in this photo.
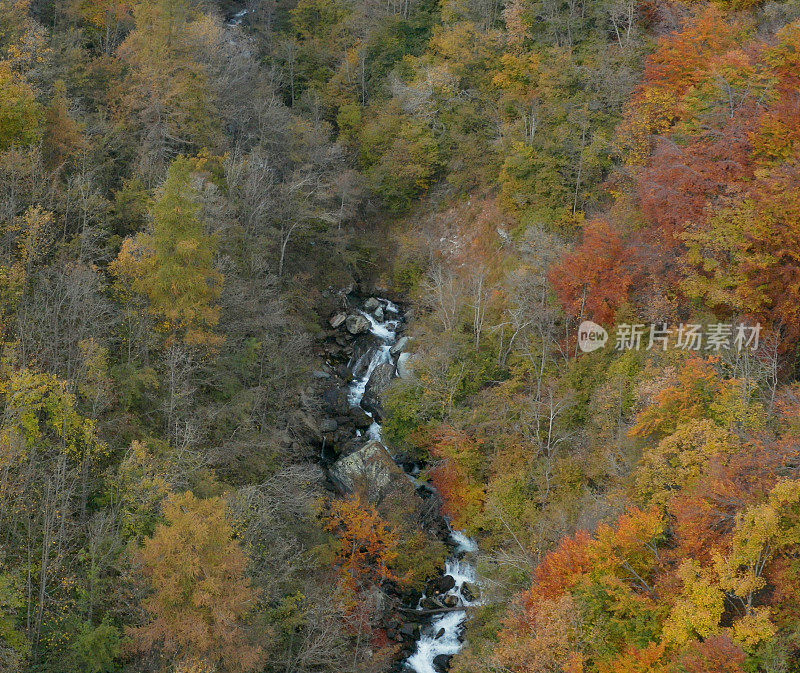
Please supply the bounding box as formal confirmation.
[662,560,724,646]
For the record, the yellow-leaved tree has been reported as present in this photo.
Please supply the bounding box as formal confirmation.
[111,155,223,347]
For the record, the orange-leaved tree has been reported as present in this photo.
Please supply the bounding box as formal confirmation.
[132,491,262,672]
[324,495,403,592]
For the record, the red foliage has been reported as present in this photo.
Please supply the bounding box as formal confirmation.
[550,219,635,325]
[637,123,753,243]
[679,635,747,673]
[670,493,728,564]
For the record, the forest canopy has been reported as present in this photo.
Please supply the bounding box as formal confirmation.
[2,0,800,672]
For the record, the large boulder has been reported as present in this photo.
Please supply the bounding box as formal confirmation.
[461,582,476,603]
[349,405,373,429]
[364,297,381,312]
[433,654,453,673]
[362,362,394,419]
[396,352,415,379]
[346,314,371,335]
[329,312,347,329]
[390,336,411,356]
[293,410,323,444]
[319,418,338,433]
[433,575,456,594]
[328,440,410,500]
[348,334,382,379]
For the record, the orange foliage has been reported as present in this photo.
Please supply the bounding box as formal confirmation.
[631,357,728,439]
[527,530,593,601]
[596,643,667,673]
[133,492,262,672]
[738,157,800,338]
[644,7,747,98]
[324,495,403,591]
[496,595,583,673]
[428,426,485,528]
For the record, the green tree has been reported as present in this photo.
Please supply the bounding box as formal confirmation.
[112,155,223,347]
[0,61,42,150]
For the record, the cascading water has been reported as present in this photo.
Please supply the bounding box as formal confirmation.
[344,298,479,673]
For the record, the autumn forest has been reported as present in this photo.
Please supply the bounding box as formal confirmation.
[1,0,800,672]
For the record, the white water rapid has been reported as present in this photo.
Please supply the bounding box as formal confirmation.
[345,298,479,673]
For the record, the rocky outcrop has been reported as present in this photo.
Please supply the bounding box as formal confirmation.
[390,336,411,356]
[396,352,415,379]
[346,313,371,335]
[362,362,394,419]
[328,440,410,501]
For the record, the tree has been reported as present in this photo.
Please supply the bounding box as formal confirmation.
[116,0,221,174]
[0,61,42,150]
[324,495,403,592]
[0,367,106,647]
[635,420,737,507]
[662,560,724,646]
[133,491,262,672]
[111,155,223,347]
[550,218,634,325]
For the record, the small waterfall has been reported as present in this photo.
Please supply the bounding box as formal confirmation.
[404,531,479,673]
[342,298,479,673]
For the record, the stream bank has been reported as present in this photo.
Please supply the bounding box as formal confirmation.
[303,288,480,673]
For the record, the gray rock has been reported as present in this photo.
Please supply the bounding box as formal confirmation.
[312,370,331,379]
[396,352,415,379]
[364,297,380,312]
[319,418,338,433]
[436,575,456,593]
[461,583,476,603]
[362,362,394,419]
[294,411,323,444]
[443,595,459,607]
[329,312,347,328]
[346,314,370,335]
[348,334,382,378]
[434,628,446,640]
[420,597,442,610]
[390,336,411,356]
[433,654,452,673]
[400,624,419,640]
[328,440,410,500]
[373,306,384,322]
